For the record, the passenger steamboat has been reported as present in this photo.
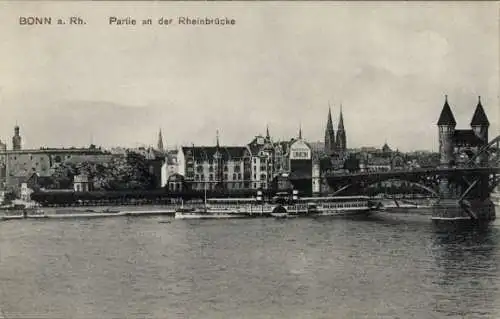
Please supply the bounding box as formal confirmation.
[174,194,375,220]
[174,198,268,219]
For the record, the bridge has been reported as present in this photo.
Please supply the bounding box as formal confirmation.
[329,133,498,182]
[321,133,500,222]
[317,97,499,223]
[325,166,499,195]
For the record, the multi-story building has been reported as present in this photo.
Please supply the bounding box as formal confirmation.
[177,133,251,191]
[175,129,315,194]
[0,126,115,191]
[0,146,114,190]
[287,129,314,194]
[161,150,180,187]
[246,128,292,190]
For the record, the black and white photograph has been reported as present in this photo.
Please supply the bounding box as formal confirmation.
[0,2,499,318]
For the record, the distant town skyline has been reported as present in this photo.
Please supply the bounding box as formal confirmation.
[0,2,497,152]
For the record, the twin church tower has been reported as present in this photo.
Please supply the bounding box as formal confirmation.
[324,105,347,155]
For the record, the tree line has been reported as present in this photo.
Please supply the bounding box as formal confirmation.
[44,151,157,191]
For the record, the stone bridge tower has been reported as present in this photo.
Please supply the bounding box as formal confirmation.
[434,95,496,224]
[437,95,456,167]
[470,96,489,165]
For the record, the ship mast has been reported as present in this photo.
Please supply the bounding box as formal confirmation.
[204,181,207,212]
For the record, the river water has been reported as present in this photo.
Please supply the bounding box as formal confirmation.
[1,208,500,319]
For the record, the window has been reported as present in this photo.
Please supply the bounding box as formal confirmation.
[224,174,228,180]
[233,173,237,180]
[209,174,213,181]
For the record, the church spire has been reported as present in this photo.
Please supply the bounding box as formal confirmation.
[337,104,345,131]
[324,102,335,155]
[266,124,270,140]
[327,104,334,130]
[216,129,220,148]
[335,104,347,153]
[298,124,302,139]
[157,128,164,152]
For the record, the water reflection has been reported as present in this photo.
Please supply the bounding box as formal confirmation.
[431,224,500,318]
[3,212,500,318]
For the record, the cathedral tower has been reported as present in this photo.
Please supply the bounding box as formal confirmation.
[324,105,335,155]
[437,95,456,167]
[334,106,346,153]
[12,125,21,151]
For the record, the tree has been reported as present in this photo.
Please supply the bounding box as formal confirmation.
[51,162,78,189]
[48,151,157,191]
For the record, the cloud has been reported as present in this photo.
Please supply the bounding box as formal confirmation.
[0,3,497,152]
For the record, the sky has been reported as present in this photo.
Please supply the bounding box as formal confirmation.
[0,2,498,152]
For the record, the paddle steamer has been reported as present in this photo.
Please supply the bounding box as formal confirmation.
[174,192,375,219]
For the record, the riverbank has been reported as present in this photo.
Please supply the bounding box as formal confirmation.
[0,205,177,221]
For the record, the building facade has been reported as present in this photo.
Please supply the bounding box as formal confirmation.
[178,145,250,191]
[174,129,314,194]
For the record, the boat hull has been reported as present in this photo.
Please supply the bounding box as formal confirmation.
[309,208,372,218]
[174,211,255,219]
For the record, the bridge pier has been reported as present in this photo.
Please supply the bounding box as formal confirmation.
[432,174,496,224]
